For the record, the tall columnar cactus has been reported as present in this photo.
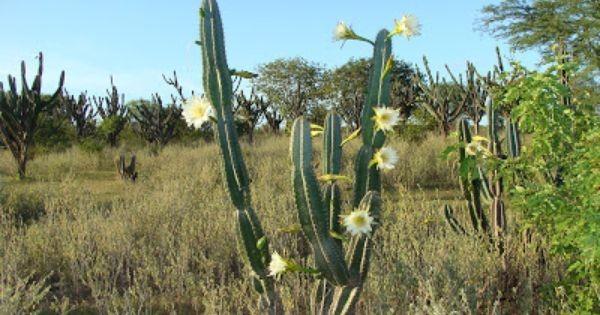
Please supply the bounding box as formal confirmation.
[444,96,521,247]
[63,90,96,138]
[199,0,282,312]
[445,62,488,134]
[130,94,182,148]
[93,77,127,147]
[416,56,467,137]
[0,52,65,179]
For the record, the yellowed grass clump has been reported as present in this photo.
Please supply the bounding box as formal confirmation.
[0,135,560,313]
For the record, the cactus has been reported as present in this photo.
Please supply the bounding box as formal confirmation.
[233,89,265,143]
[117,153,137,182]
[0,52,65,179]
[444,97,521,248]
[444,62,488,134]
[130,94,182,148]
[198,1,401,312]
[93,76,127,147]
[62,90,96,138]
[416,56,467,137]
[199,0,282,312]
[289,28,392,315]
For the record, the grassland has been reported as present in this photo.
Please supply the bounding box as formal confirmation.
[0,135,565,314]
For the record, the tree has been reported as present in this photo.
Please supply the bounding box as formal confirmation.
[479,0,600,73]
[254,57,326,122]
[324,58,420,129]
[324,58,370,129]
[390,60,422,122]
[93,77,127,147]
[0,52,65,179]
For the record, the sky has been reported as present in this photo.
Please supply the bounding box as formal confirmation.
[0,0,540,101]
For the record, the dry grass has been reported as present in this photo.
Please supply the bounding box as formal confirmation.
[0,135,564,314]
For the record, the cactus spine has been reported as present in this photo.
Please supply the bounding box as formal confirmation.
[199,0,281,312]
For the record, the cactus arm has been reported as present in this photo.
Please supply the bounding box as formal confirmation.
[291,117,349,286]
[322,112,344,235]
[352,146,374,207]
[360,30,392,144]
[201,0,250,209]
[200,2,282,312]
[329,191,382,315]
[323,112,343,175]
[506,118,521,158]
[352,30,391,208]
[443,205,467,235]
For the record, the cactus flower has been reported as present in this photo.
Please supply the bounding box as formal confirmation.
[465,136,491,157]
[391,15,421,39]
[268,252,289,279]
[373,107,400,132]
[182,96,213,129]
[343,210,375,236]
[333,21,357,41]
[371,147,399,171]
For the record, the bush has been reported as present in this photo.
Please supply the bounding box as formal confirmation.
[502,63,600,312]
[2,190,46,225]
[33,113,77,154]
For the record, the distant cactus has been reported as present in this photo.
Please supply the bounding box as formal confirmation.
[0,52,65,179]
[130,94,182,148]
[416,56,467,137]
[117,153,137,182]
[233,89,266,143]
[62,90,96,138]
[94,77,127,147]
[444,62,488,134]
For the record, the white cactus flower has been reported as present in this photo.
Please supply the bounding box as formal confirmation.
[343,210,375,236]
[333,21,356,41]
[372,147,399,171]
[373,107,400,132]
[182,96,213,129]
[268,252,289,279]
[465,136,491,157]
[392,15,421,39]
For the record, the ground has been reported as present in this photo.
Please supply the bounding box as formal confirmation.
[0,135,562,314]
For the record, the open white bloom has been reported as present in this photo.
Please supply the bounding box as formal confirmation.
[182,96,213,129]
[343,210,375,236]
[392,15,421,39]
[372,147,399,171]
[465,136,491,157]
[333,21,356,41]
[373,107,400,132]
[268,252,288,279]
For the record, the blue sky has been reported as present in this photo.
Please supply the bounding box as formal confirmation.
[0,0,539,100]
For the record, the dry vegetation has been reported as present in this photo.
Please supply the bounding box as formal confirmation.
[0,135,565,314]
